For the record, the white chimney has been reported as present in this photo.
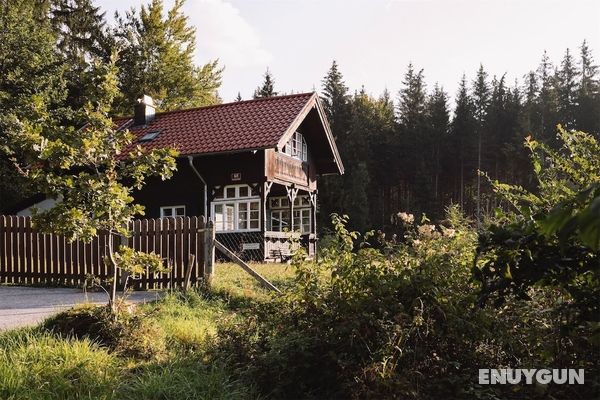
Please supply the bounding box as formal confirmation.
[134,95,156,126]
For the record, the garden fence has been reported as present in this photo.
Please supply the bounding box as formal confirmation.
[0,215,210,290]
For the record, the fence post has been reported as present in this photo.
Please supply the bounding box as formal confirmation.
[204,220,215,282]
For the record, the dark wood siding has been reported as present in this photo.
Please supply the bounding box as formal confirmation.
[133,158,205,218]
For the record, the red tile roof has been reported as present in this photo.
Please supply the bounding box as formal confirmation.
[116,92,316,156]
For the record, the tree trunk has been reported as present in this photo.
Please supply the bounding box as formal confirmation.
[107,230,119,313]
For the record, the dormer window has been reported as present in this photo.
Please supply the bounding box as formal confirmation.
[282,131,307,162]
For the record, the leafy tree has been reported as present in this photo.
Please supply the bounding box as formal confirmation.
[253,68,277,98]
[476,127,600,321]
[114,0,222,112]
[3,56,178,311]
[0,0,66,211]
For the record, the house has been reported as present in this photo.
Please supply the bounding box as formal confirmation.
[8,93,343,261]
[115,92,344,261]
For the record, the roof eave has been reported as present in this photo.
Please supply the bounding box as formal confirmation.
[275,93,344,175]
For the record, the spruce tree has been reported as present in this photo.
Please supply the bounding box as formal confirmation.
[472,64,490,223]
[555,48,579,129]
[50,0,112,111]
[450,75,476,210]
[396,63,427,214]
[319,61,351,229]
[425,84,450,209]
[576,40,600,135]
[114,0,222,112]
[253,68,277,98]
[536,51,559,144]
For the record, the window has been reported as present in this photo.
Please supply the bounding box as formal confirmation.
[268,196,311,234]
[282,131,308,162]
[212,185,260,232]
[139,131,161,142]
[160,205,185,218]
[270,210,290,232]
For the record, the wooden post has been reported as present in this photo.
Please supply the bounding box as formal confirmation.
[214,240,280,293]
[183,253,195,290]
[204,220,215,283]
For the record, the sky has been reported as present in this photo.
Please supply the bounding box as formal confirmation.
[98,0,600,103]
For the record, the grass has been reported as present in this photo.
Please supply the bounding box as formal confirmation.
[211,262,295,303]
[0,262,294,400]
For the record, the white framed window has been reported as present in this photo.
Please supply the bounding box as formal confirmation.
[268,196,311,234]
[270,210,290,232]
[294,209,311,234]
[212,184,261,232]
[160,205,186,218]
[282,131,308,162]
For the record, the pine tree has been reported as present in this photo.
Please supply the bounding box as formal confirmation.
[396,63,427,214]
[522,70,540,135]
[253,68,277,98]
[450,75,476,210]
[319,61,351,229]
[425,84,450,209]
[576,40,600,135]
[555,48,579,129]
[472,64,490,223]
[50,0,112,111]
[114,0,222,112]
[536,51,559,144]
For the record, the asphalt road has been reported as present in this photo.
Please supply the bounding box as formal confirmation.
[0,286,163,331]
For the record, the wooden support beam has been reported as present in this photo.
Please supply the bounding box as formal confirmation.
[214,240,281,293]
[204,220,215,282]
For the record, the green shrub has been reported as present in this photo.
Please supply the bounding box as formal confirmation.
[44,303,166,360]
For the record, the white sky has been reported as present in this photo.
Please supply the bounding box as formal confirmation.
[98,0,600,103]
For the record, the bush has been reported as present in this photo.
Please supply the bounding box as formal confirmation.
[44,303,166,360]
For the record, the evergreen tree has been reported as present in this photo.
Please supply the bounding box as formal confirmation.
[0,0,66,211]
[425,84,450,210]
[253,68,277,98]
[114,0,222,112]
[471,64,490,223]
[522,70,540,135]
[536,51,559,144]
[555,48,579,129]
[50,0,112,111]
[450,75,477,211]
[319,61,352,229]
[576,40,600,135]
[235,92,243,101]
[396,63,427,214]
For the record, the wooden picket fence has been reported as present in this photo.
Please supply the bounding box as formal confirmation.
[0,215,210,290]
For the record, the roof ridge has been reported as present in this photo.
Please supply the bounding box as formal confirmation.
[113,92,316,119]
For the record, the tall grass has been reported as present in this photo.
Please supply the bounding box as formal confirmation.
[0,328,120,400]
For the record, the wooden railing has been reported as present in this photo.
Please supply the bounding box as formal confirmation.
[0,215,207,289]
